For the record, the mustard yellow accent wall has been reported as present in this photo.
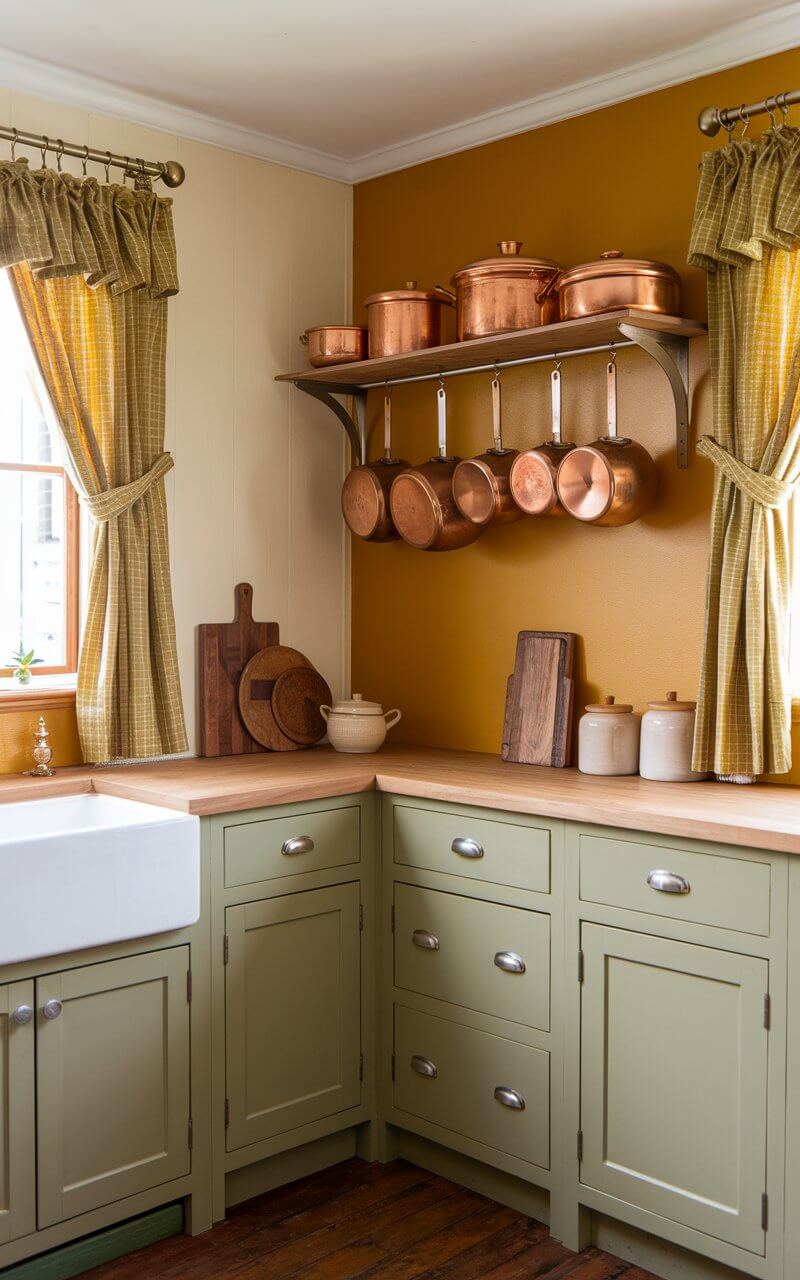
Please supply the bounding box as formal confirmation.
[352,47,800,777]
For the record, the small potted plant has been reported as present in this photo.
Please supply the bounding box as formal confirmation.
[9,645,43,686]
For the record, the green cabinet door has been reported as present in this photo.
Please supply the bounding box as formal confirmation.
[225,883,361,1151]
[0,981,35,1244]
[580,924,768,1255]
[37,947,191,1229]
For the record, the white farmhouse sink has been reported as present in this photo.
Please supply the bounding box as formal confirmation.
[0,793,200,965]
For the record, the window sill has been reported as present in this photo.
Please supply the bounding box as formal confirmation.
[0,676,76,713]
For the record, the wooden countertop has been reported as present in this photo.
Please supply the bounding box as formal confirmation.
[2,744,800,855]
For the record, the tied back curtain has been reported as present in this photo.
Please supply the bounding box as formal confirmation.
[0,157,187,760]
[689,127,800,777]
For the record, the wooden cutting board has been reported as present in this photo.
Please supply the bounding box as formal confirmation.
[238,647,319,752]
[502,631,576,767]
[197,583,279,757]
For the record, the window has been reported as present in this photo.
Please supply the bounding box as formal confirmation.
[0,272,79,677]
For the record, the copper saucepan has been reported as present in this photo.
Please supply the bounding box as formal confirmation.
[451,370,521,526]
[301,325,367,367]
[390,380,484,552]
[341,387,409,542]
[556,356,657,526]
[509,360,575,516]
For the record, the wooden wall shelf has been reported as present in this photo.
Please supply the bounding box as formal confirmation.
[275,310,707,469]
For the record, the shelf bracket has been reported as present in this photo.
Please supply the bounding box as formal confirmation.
[617,322,690,468]
[294,379,367,465]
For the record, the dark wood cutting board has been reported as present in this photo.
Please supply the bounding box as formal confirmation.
[502,631,576,767]
[197,583,279,757]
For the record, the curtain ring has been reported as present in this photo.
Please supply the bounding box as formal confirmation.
[55,139,64,172]
[81,144,89,176]
[39,135,49,169]
[104,150,112,183]
[9,127,17,161]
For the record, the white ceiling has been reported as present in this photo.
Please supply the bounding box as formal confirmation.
[0,0,797,181]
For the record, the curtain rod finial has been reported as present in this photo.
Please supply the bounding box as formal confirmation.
[698,106,722,137]
[161,160,185,188]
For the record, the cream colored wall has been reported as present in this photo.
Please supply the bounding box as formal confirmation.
[0,86,352,768]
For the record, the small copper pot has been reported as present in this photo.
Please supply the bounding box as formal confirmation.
[301,325,367,367]
[452,372,521,526]
[510,364,575,516]
[390,382,484,552]
[556,358,657,526]
[545,250,681,321]
[341,387,409,541]
[364,282,454,358]
[450,241,560,341]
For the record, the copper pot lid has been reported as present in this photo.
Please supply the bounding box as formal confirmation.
[647,690,696,711]
[327,693,385,716]
[364,281,451,306]
[584,694,633,714]
[452,241,561,283]
[560,250,680,287]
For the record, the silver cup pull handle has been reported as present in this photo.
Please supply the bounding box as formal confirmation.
[281,836,315,856]
[11,1005,33,1025]
[410,1054,438,1079]
[494,1085,526,1111]
[494,951,526,974]
[412,929,440,951]
[647,868,690,895]
[42,999,62,1020]
[451,837,484,859]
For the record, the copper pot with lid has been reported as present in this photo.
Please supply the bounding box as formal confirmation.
[556,356,657,526]
[365,281,454,358]
[341,386,409,542]
[450,241,560,341]
[545,250,681,321]
[451,370,521,526]
[509,360,575,516]
[390,380,484,552]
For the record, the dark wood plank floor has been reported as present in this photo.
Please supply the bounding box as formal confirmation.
[86,1159,660,1279]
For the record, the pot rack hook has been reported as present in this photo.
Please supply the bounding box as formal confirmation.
[39,135,48,169]
[9,127,17,162]
[82,144,89,176]
[438,373,446,393]
[608,341,617,365]
[384,379,392,402]
[552,351,562,372]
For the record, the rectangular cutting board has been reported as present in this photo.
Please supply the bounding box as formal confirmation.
[502,631,576,768]
[197,583,279,757]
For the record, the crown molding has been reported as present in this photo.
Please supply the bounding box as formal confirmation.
[0,2,797,186]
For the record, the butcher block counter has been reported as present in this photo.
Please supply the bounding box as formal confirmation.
[2,742,800,855]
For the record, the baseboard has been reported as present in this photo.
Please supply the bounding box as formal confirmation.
[224,1127,358,1208]
[0,1203,183,1280]
[593,1213,760,1280]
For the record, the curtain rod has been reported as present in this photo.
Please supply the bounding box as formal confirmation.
[0,125,185,187]
[698,89,799,136]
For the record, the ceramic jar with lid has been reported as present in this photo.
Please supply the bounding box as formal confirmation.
[578,695,640,776]
[320,694,402,754]
[640,691,709,782]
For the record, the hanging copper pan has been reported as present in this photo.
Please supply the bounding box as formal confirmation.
[341,386,409,541]
[509,359,575,516]
[451,370,522,526]
[389,380,484,552]
[556,356,657,526]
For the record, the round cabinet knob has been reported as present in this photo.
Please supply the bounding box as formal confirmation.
[42,999,63,1020]
[11,1005,33,1025]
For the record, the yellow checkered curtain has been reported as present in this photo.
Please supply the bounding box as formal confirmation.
[0,158,187,761]
[689,127,800,777]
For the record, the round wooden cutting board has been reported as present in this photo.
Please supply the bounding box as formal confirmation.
[272,667,332,746]
[238,646,314,751]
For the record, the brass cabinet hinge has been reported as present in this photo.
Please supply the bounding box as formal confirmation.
[359,1053,364,1082]
[577,1130,584,1162]
[762,1192,768,1231]
[186,970,193,1003]
[578,950,585,983]
[763,993,771,1030]
[359,903,364,932]
[224,1098,230,1128]
[223,934,229,965]
[188,1116,193,1150]
[391,1054,396,1081]
[391,904,395,933]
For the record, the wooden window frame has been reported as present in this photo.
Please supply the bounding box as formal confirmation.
[0,459,79,677]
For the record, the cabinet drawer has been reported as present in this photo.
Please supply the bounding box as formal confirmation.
[394,884,550,1030]
[394,1005,549,1169]
[579,833,771,936]
[393,804,549,894]
[224,806,360,887]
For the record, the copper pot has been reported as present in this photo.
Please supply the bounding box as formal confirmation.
[301,325,367,367]
[548,250,681,321]
[556,358,657,526]
[364,282,453,358]
[509,363,575,516]
[341,387,409,542]
[452,372,521,526]
[450,241,560,341]
[390,381,484,552]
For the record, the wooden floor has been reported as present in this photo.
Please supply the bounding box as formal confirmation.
[85,1159,659,1279]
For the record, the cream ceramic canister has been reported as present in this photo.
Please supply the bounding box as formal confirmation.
[639,690,709,782]
[578,695,640,776]
[320,694,402,754]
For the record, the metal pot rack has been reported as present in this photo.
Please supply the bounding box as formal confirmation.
[275,310,706,469]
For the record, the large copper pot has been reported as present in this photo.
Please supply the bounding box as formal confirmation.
[390,382,483,552]
[509,363,575,516]
[556,358,657,526]
[547,250,681,321]
[450,241,560,341]
[452,372,521,526]
[300,325,367,367]
[341,388,409,542]
[364,282,453,358]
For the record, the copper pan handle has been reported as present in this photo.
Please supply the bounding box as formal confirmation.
[299,332,309,345]
[434,284,456,306]
[384,387,393,461]
[535,268,561,304]
[437,382,448,459]
[607,359,617,440]
[551,368,562,445]
[491,375,503,452]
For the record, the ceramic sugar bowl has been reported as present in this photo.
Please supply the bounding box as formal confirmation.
[578,695,640,776]
[640,690,709,782]
[320,694,402,754]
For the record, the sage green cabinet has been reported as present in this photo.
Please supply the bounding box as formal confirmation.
[36,947,192,1228]
[0,981,35,1245]
[225,882,361,1151]
[580,923,769,1256]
